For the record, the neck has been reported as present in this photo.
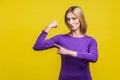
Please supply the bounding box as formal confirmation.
[69,30,85,37]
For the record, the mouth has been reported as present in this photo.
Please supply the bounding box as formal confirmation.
[69,26,75,30]
[69,25,74,28]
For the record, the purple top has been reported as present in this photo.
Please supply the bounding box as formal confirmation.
[33,30,98,80]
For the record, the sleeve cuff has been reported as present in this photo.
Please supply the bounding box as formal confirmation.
[42,30,48,34]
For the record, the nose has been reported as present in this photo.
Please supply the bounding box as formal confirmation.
[69,19,74,25]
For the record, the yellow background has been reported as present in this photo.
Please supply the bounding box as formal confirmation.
[0,0,120,80]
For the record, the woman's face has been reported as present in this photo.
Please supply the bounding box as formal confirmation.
[66,12,80,31]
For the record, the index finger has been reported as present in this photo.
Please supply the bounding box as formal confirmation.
[53,44,61,48]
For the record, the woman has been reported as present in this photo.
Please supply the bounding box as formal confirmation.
[33,6,98,80]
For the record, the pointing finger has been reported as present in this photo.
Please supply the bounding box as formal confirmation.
[54,44,61,48]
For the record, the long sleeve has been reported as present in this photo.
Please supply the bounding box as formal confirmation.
[33,32,98,79]
[33,30,60,50]
[77,38,98,62]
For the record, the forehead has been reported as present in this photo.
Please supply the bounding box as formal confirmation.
[66,12,77,18]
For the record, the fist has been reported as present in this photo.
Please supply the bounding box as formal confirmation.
[48,20,58,28]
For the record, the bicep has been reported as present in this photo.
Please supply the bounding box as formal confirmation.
[33,35,60,50]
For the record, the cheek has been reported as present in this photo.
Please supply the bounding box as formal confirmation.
[66,21,71,26]
[75,20,80,26]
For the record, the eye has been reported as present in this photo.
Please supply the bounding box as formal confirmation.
[72,17,77,20]
[66,18,70,21]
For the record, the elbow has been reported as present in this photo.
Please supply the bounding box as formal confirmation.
[91,55,98,63]
[33,45,44,51]
[33,43,46,51]
[91,58,98,63]
[33,46,39,51]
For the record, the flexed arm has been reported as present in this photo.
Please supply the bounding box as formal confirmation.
[33,20,59,50]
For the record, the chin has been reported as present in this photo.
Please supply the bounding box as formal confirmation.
[70,28,77,31]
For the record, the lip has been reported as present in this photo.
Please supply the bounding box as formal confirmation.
[69,25,74,27]
[69,26,75,30]
[69,26,73,29]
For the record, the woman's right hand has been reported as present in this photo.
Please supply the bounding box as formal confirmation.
[44,20,58,32]
[47,20,58,28]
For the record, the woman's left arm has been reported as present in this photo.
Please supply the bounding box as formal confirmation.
[76,39,98,62]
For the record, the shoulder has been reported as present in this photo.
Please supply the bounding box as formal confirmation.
[85,35,97,43]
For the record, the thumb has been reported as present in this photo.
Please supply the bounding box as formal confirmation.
[54,44,61,48]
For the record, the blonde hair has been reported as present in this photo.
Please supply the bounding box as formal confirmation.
[65,6,87,34]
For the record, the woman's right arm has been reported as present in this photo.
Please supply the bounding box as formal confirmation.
[33,20,58,51]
